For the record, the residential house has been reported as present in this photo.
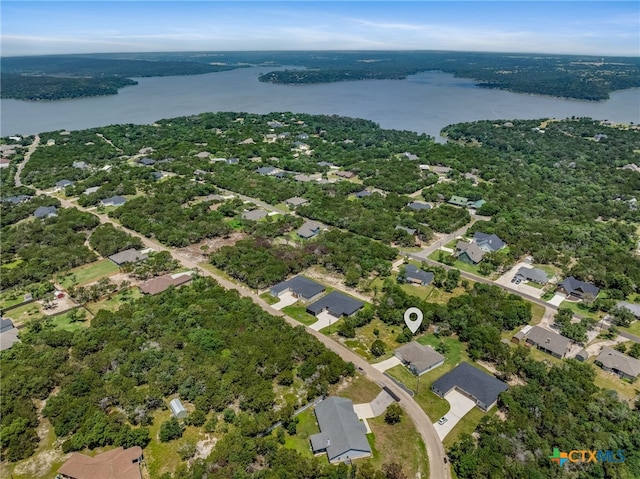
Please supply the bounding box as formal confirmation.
[334,171,355,179]
[226,158,239,165]
[431,362,508,411]
[55,179,74,190]
[57,446,143,479]
[394,342,445,376]
[108,249,148,267]
[34,206,58,218]
[395,225,417,236]
[402,152,419,161]
[139,273,192,295]
[454,241,485,264]
[296,221,323,239]
[72,161,88,170]
[595,347,640,382]
[0,159,10,169]
[407,201,431,211]
[448,195,469,207]
[83,186,100,195]
[270,276,326,303]
[0,318,20,351]
[242,209,268,221]
[138,157,155,166]
[2,195,31,204]
[404,264,434,286]
[310,397,371,463]
[169,398,188,419]
[100,195,127,207]
[306,291,364,318]
[354,190,372,199]
[150,171,164,180]
[524,326,571,359]
[515,267,549,285]
[557,276,600,301]
[467,199,486,209]
[616,301,640,319]
[317,161,334,168]
[285,196,308,208]
[257,166,279,176]
[473,232,506,253]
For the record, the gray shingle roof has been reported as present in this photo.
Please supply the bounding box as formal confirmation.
[431,362,508,408]
[515,267,549,284]
[55,179,74,188]
[296,221,322,239]
[395,225,417,236]
[2,195,31,204]
[408,201,431,210]
[256,166,277,175]
[306,291,364,317]
[405,264,434,285]
[473,232,506,252]
[596,347,640,379]
[455,241,485,263]
[559,277,600,298]
[310,397,371,462]
[395,342,444,375]
[109,248,148,266]
[286,196,308,206]
[355,190,372,198]
[0,318,15,333]
[101,195,127,206]
[34,206,58,218]
[525,326,571,357]
[617,301,640,318]
[242,209,268,221]
[271,276,326,300]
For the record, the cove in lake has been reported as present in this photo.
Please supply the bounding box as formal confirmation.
[2,68,639,139]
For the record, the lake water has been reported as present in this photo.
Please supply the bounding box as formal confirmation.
[2,67,639,140]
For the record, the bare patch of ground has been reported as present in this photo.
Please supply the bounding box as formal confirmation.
[193,435,218,461]
[304,266,372,302]
[177,232,246,264]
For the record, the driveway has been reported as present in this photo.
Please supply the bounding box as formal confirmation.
[272,291,298,311]
[548,293,566,307]
[373,356,402,373]
[309,311,339,331]
[433,389,476,440]
[353,390,397,434]
[494,261,544,299]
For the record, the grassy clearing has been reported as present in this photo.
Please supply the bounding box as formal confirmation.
[282,304,318,326]
[3,302,43,324]
[330,373,382,404]
[621,320,640,337]
[559,300,601,321]
[57,259,119,289]
[46,309,90,333]
[443,406,493,449]
[367,415,429,479]
[3,258,23,269]
[0,288,32,309]
[259,292,279,305]
[283,408,321,459]
[85,288,142,315]
[589,358,640,403]
[427,250,483,276]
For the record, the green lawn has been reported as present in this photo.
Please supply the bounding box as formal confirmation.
[330,373,382,403]
[282,304,318,326]
[58,259,119,289]
[621,320,640,337]
[559,300,601,321]
[85,288,142,315]
[45,308,90,332]
[427,250,483,276]
[0,287,32,309]
[3,259,23,269]
[367,415,429,479]
[283,408,321,459]
[589,357,639,403]
[443,406,493,449]
[259,292,279,305]
[3,302,43,324]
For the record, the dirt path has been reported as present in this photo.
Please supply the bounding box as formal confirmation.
[14,134,39,187]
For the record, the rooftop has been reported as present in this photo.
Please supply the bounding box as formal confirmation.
[525,326,571,356]
[306,291,364,318]
[395,342,444,374]
[432,362,508,408]
[108,249,148,266]
[58,446,143,479]
[271,276,326,300]
[404,264,434,285]
[139,273,192,295]
[596,347,640,379]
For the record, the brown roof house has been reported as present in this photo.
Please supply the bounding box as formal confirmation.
[139,273,193,295]
[58,446,143,479]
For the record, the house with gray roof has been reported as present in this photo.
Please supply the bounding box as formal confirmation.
[138,157,155,166]
[2,195,32,204]
[473,232,506,253]
[524,326,571,359]
[616,301,640,319]
[454,241,485,264]
[100,195,127,207]
[317,161,334,168]
[310,397,371,463]
[270,276,326,303]
[55,179,74,190]
[72,161,88,170]
[306,291,364,318]
[0,318,20,351]
[34,206,58,218]
[242,209,268,221]
[395,225,416,236]
[285,196,308,208]
[407,201,431,211]
[83,186,100,195]
[395,342,445,376]
[355,190,372,198]
[256,166,278,176]
[595,347,640,382]
[431,362,508,411]
[404,264,434,286]
[297,221,322,239]
[557,277,600,301]
[109,249,148,266]
[515,267,549,285]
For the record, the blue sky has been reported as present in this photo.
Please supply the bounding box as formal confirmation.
[2,1,638,57]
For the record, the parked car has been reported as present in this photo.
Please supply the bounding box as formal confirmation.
[437,416,448,425]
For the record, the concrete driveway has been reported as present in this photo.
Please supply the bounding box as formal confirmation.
[494,262,544,299]
[310,311,339,331]
[548,293,566,307]
[433,389,476,439]
[272,291,298,310]
[373,356,402,372]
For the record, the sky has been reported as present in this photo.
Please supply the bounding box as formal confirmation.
[2,1,639,57]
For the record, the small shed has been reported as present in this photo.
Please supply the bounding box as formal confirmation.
[575,350,589,362]
[169,398,188,419]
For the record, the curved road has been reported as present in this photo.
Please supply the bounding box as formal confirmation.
[14,134,39,187]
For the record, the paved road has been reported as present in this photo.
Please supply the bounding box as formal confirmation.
[14,134,39,187]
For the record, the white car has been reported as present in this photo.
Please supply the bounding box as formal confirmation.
[437,416,448,425]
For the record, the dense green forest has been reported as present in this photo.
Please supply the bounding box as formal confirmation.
[3,51,639,100]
